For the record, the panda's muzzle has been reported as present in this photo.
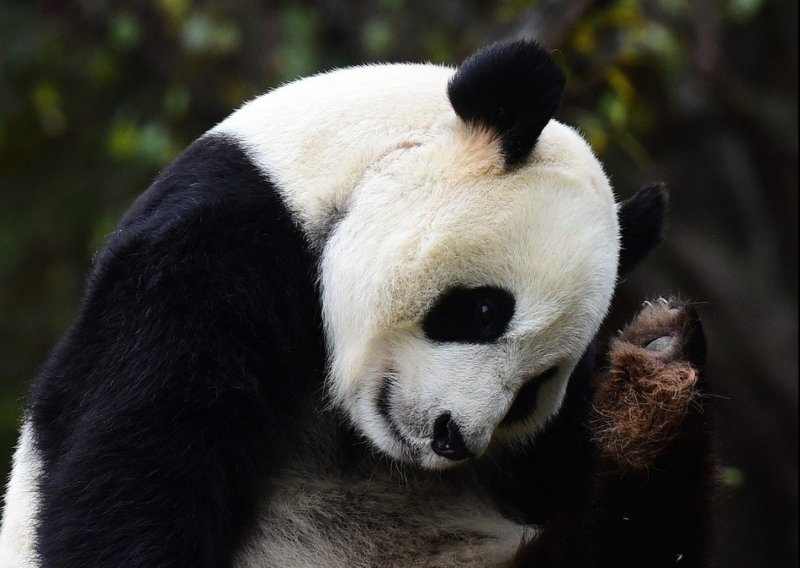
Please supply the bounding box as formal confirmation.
[431,412,473,461]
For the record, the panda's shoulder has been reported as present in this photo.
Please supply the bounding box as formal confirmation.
[113,134,291,245]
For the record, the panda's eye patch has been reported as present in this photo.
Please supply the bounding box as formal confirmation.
[423,286,515,343]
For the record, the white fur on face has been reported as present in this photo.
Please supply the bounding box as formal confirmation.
[321,121,618,468]
[214,63,619,468]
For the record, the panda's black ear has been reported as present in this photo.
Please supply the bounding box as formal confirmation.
[448,40,565,168]
[618,183,668,277]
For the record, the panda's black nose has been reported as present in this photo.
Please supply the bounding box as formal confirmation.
[431,412,472,461]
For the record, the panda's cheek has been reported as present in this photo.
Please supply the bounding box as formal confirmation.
[379,383,430,440]
[367,369,425,450]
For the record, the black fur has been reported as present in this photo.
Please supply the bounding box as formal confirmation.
[618,183,668,277]
[422,286,515,343]
[28,135,326,567]
[447,40,565,167]
[483,342,599,525]
[500,366,559,427]
[510,305,712,568]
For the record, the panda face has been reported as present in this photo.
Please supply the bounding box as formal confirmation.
[321,121,618,469]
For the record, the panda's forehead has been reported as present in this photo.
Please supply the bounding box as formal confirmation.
[322,142,618,337]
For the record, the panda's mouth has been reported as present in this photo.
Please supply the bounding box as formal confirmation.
[500,366,559,427]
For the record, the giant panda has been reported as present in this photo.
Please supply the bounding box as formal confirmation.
[0,41,713,567]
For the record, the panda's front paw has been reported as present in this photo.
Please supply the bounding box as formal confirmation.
[591,297,708,472]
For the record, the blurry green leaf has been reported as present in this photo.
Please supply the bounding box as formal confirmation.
[422,28,452,63]
[608,96,627,128]
[363,19,393,56]
[721,466,746,489]
[158,0,191,22]
[573,22,596,54]
[633,22,683,72]
[31,81,67,136]
[86,49,117,85]
[606,0,645,26]
[182,13,241,54]
[575,113,609,155]
[210,21,242,53]
[283,5,317,40]
[163,85,191,118]
[727,0,765,21]
[182,13,215,52]
[107,118,178,165]
[111,12,142,51]
[607,68,636,103]
[275,46,318,82]
[275,6,320,81]
[108,119,139,160]
[598,91,626,128]
[137,121,177,165]
[31,82,59,110]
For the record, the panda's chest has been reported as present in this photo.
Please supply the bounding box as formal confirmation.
[234,474,527,567]
[232,438,530,567]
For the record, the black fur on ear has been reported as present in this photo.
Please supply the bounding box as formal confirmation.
[447,40,565,167]
[618,183,669,277]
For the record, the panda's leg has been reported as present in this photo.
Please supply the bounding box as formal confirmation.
[513,297,715,568]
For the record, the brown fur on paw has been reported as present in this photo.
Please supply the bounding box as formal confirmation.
[591,297,707,472]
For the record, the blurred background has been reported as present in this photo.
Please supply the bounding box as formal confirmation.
[0,0,796,565]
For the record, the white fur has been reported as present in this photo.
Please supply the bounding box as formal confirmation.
[215,63,619,467]
[0,423,41,567]
[234,473,529,568]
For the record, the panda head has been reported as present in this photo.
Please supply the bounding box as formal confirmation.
[316,41,621,470]
[218,41,662,469]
